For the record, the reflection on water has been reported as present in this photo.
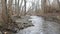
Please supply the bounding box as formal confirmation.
[16,16,60,34]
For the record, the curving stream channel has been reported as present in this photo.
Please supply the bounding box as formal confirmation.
[16,16,60,34]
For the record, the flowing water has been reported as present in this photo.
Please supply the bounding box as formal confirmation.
[16,16,60,34]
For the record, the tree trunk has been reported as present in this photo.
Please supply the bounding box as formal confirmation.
[19,0,23,16]
[1,0,8,23]
[8,0,13,17]
[15,0,20,17]
[57,0,60,8]
[24,0,26,16]
[17,0,20,17]
[41,0,47,13]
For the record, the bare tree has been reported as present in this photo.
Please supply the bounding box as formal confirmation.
[57,0,60,8]
[41,0,46,13]
[15,0,17,14]
[19,0,23,16]
[8,0,13,17]
[1,0,8,24]
[15,0,20,17]
[17,0,20,17]
[7,0,14,24]
[24,0,26,16]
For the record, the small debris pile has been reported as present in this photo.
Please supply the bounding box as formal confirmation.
[15,16,34,29]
